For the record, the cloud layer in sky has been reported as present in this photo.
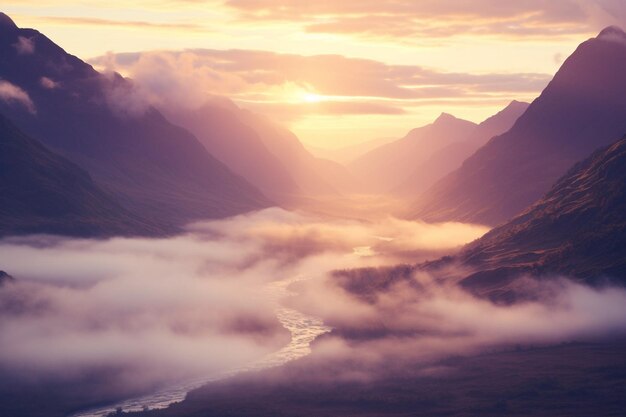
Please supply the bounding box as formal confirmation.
[91,49,550,146]
[225,0,626,39]
[7,1,622,146]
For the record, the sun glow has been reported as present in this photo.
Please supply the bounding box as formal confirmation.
[302,92,325,103]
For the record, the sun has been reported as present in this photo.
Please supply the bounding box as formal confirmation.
[302,92,325,103]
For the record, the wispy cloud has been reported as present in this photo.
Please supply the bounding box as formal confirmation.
[91,49,549,122]
[0,209,487,391]
[225,0,626,40]
[12,36,35,54]
[0,80,36,113]
[21,15,206,31]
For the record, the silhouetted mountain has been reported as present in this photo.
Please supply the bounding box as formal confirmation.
[459,136,626,298]
[0,13,270,229]
[396,101,529,196]
[165,102,301,202]
[164,94,362,202]
[410,27,626,225]
[307,137,395,165]
[350,113,476,193]
[0,113,158,237]
[237,111,360,196]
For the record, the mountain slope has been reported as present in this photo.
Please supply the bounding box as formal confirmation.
[307,137,395,165]
[459,136,626,297]
[350,113,477,193]
[0,12,270,228]
[165,95,362,201]
[165,102,301,202]
[237,111,360,196]
[0,113,158,237]
[410,27,626,226]
[395,101,529,196]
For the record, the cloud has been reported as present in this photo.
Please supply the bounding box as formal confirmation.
[22,15,206,31]
[91,49,550,121]
[39,76,59,89]
[0,209,485,395]
[0,80,36,113]
[2,208,625,411]
[225,0,626,40]
[13,36,35,55]
[596,25,626,45]
[290,270,626,380]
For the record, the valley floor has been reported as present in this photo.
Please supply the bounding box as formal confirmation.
[132,338,626,417]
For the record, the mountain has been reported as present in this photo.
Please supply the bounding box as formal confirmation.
[165,96,362,202]
[306,137,396,165]
[349,113,477,193]
[459,136,626,298]
[410,27,626,226]
[0,113,158,237]
[0,13,270,229]
[334,135,626,303]
[395,101,529,196]
[236,111,360,196]
[164,102,301,202]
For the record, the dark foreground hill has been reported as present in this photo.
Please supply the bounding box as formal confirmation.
[0,113,158,237]
[0,12,270,230]
[459,135,626,298]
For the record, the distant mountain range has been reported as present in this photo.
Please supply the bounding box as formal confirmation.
[306,137,396,165]
[350,101,527,195]
[0,113,158,237]
[166,100,360,203]
[350,112,477,193]
[410,27,626,226]
[395,101,529,196]
[0,12,270,231]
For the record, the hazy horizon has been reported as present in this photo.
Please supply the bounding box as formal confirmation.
[5,1,625,148]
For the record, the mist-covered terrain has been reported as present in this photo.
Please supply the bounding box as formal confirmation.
[0,209,490,416]
[2,6,626,417]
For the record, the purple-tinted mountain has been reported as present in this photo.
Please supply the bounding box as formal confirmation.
[165,97,362,203]
[165,102,301,202]
[458,135,626,299]
[0,113,159,237]
[0,13,270,229]
[410,27,626,226]
[236,111,360,196]
[350,113,477,193]
[395,101,529,196]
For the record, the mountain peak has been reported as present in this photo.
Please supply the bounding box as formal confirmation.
[0,12,18,32]
[596,26,626,44]
[434,112,458,124]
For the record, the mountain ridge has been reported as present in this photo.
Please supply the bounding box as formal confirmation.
[458,135,626,300]
[0,112,160,237]
[409,27,626,226]
[349,113,477,193]
[394,100,529,196]
[0,12,271,229]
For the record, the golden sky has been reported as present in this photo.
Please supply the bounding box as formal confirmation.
[4,1,625,148]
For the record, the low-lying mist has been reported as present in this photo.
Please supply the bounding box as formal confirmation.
[290,273,626,381]
[2,207,626,413]
[0,208,487,395]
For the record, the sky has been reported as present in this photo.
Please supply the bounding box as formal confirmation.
[4,0,626,148]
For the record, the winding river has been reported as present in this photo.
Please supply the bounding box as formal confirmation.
[72,275,331,417]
